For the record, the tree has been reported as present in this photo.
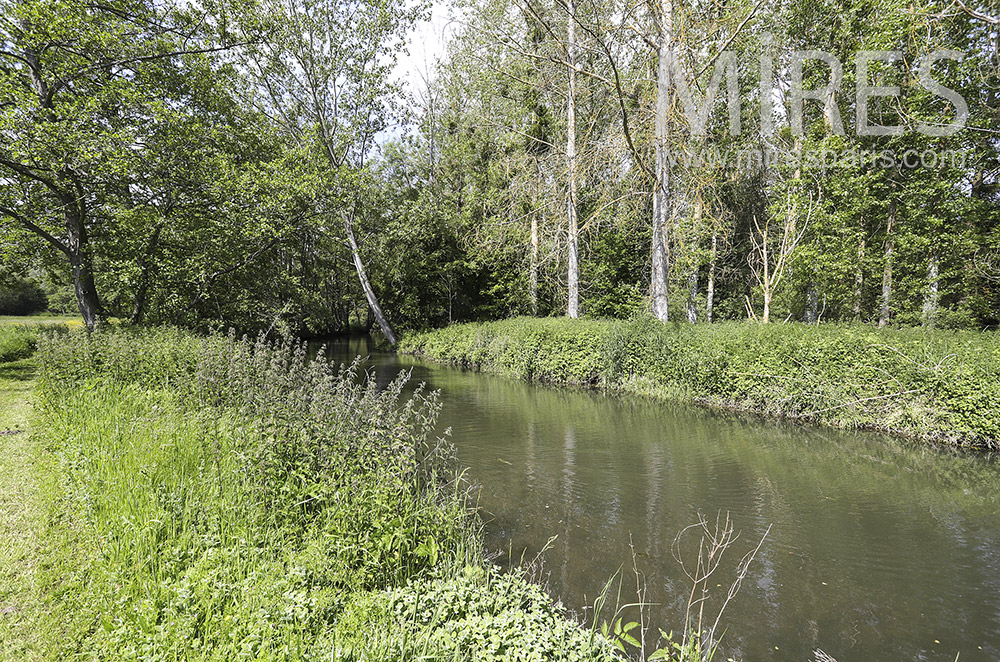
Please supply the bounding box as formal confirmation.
[566,0,580,317]
[233,0,426,344]
[0,0,242,329]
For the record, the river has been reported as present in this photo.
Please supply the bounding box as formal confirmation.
[324,336,1000,662]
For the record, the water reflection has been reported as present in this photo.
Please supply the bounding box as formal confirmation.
[319,339,1000,662]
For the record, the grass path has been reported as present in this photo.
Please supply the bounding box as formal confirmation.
[0,359,83,662]
[0,360,45,660]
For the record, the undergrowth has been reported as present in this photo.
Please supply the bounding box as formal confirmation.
[31,328,619,661]
[0,324,68,363]
[400,317,1000,448]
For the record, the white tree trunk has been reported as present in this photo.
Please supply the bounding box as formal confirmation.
[686,270,698,322]
[344,216,397,345]
[530,175,539,316]
[566,0,580,318]
[853,233,865,320]
[802,285,818,323]
[706,230,717,323]
[922,251,940,327]
[650,0,674,322]
[878,205,895,328]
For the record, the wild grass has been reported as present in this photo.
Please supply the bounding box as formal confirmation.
[28,328,619,661]
[0,361,41,661]
[400,317,1000,449]
[0,324,69,363]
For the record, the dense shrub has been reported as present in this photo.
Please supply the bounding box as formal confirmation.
[0,323,68,362]
[0,326,36,363]
[401,318,1000,449]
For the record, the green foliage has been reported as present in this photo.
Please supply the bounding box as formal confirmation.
[0,278,47,315]
[333,565,618,661]
[0,323,68,363]
[403,318,613,384]
[582,231,647,319]
[0,326,36,363]
[403,318,1000,448]
[30,329,613,659]
[647,629,723,662]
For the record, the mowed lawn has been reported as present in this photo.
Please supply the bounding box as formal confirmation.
[0,315,83,328]
[0,359,44,660]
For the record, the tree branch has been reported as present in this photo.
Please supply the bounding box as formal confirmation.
[954,0,999,24]
[0,205,70,256]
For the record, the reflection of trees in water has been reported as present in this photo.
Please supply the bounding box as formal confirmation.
[321,345,1000,661]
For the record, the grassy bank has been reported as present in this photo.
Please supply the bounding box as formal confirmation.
[400,318,1000,449]
[5,329,618,661]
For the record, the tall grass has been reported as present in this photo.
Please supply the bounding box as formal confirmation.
[400,317,1000,448]
[33,328,618,660]
[0,324,70,363]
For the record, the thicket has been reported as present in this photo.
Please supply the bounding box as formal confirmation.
[0,326,34,363]
[401,318,1000,449]
[31,329,618,660]
[0,279,47,316]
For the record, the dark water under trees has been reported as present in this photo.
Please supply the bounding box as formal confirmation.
[323,337,1000,662]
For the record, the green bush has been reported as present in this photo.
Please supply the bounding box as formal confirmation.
[0,326,36,363]
[333,565,616,661]
[0,323,68,362]
[402,318,1000,449]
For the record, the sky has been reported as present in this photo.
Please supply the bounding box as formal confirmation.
[383,2,459,139]
[395,3,460,97]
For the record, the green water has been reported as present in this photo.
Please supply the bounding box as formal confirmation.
[326,337,1000,661]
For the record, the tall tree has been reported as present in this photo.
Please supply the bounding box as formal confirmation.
[234,0,425,344]
[566,0,580,317]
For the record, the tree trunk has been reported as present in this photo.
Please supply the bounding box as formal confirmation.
[64,205,103,331]
[70,254,102,331]
[706,230,717,323]
[922,251,940,327]
[686,270,698,322]
[878,204,895,328]
[130,222,165,325]
[802,285,818,323]
[343,215,397,345]
[650,0,674,322]
[530,204,539,316]
[760,220,771,323]
[566,0,580,318]
[853,232,865,320]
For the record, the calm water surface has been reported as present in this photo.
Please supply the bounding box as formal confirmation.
[324,337,1000,662]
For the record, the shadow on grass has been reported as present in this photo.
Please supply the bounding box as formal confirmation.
[0,360,37,382]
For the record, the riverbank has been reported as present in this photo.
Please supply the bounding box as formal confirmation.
[400,318,1000,449]
[0,329,620,661]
